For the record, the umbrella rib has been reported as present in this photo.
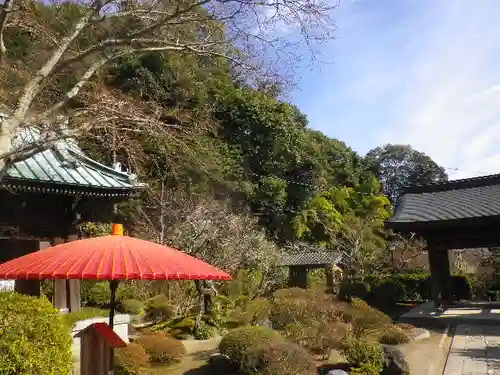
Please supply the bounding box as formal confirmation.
[80,239,103,278]
[127,244,142,278]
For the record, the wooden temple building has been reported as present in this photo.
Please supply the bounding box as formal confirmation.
[0,126,145,311]
[278,251,344,291]
[388,173,500,307]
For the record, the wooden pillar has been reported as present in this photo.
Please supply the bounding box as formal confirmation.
[67,234,81,312]
[52,238,68,312]
[288,266,308,288]
[428,248,453,308]
[13,239,41,297]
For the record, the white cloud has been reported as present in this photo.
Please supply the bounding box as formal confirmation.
[375,0,500,180]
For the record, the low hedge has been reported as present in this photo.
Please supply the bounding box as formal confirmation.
[342,273,474,305]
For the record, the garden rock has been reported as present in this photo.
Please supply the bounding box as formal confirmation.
[409,327,430,341]
[382,345,410,375]
[326,370,348,375]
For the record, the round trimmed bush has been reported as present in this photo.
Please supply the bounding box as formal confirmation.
[120,299,144,315]
[145,294,174,322]
[194,322,218,340]
[340,336,385,372]
[379,326,410,345]
[136,334,186,364]
[253,341,317,375]
[114,342,149,375]
[219,326,282,370]
[0,292,73,375]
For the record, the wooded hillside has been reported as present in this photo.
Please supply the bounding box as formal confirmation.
[0,0,447,276]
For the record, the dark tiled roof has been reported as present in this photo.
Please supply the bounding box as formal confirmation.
[278,252,342,266]
[390,173,500,223]
[1,125,146,195]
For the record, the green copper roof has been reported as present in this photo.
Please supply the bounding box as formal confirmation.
[2,126,145,196]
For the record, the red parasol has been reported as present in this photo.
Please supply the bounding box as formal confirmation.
[0,224,232,374]
[0,224,231,326]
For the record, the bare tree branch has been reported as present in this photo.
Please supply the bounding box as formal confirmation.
[0,0,14,65]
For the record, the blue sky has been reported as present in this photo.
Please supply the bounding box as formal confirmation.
[289,0,500,180]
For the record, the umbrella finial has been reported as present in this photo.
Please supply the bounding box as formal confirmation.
[111,223,124,236]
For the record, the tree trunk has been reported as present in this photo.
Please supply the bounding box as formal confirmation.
[194,280,214,331]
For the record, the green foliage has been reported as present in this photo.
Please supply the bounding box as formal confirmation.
[219,326,282,370]
[194,322,219,340]
[340,337,385,372]
[379,326,410,345]
[136,334,186,364]
[365,144,448,203]
[86,282,112,306]
[349,363,382,375]
[61,307,109,328]
[77,222,113,237]
[120,299,144,315]
[251,341,317,375]
[0,292,72,375]
[370,280,406,307]
[339,281,371,301]
[114,343,149,375]
[283,322,344,357]
[364,274,474,304]
[145,294,174,322]
[345,299,392,339]
[389,273,431,301]
[229,298,272,326]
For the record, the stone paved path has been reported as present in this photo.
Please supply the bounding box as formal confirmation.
[445,325,500,375]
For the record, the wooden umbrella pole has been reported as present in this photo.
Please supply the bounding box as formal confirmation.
[108,280,119,328]
[108,280,119,375]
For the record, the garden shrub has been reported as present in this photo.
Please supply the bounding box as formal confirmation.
[392,273,429,301]
[120,299,144,315]
[346,300,392,339]
[0,292,72,375]
[252,341,317,375]
[232,298,271,326]
[349,363,382,375]
[270,287,342,330]
[340,336,385,372]
[219,326,282,370]
[87,281,111,306]
[117,282,146,302]
[371,280,406,307]
[194,322,219,340]
[135,334,186,364]
[114,342,149,375]
[379,326,410,345]
[145,294,174,322]
[270,296,312,329]
[272,287,316,299]
[284,321,345,357]
[339,281,370,301]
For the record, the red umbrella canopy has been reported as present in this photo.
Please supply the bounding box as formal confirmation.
[0,225,231,281]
